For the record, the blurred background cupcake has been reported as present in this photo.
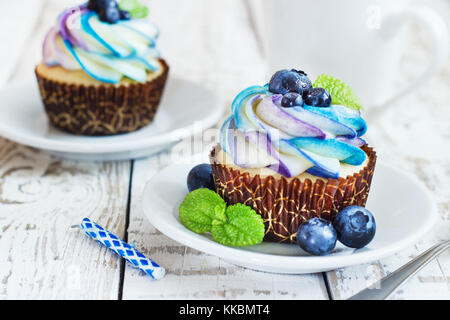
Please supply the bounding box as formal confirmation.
[35,0,169,135]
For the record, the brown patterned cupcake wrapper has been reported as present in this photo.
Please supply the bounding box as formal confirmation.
[35,59,169,136]
[210,145,377,243]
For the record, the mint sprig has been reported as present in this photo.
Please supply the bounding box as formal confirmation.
[212,203,265,247]
[313,74,363,111]
[118,0,149,18]
[179,189,265,247]
[179,188,226,234]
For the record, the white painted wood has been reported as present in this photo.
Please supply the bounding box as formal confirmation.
[0,0,132,299]
[0,139,131,299]
[0,0,447,300]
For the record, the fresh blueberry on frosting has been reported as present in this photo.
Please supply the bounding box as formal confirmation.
[268,70,305,95]
[99,5,121,23]
[119,9,131,20]
[304,87,332,107]
[281,92,303,108]
[88,0,131,24]
[87,0,101,11]
[291,69,313,95]
[88,0,118,12]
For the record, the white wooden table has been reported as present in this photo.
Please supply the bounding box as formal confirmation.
[0,0,449,300]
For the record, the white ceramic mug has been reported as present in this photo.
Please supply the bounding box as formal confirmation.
[248,0,449,111]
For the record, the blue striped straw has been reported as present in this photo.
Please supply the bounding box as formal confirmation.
[77,217,165,280]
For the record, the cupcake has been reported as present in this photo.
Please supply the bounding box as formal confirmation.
[210,69,376,243]
[35,0,169,135]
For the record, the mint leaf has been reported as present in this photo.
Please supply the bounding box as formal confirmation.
[118,0,138,11]
[211,203,265,247]
[118,0,149,18]
[179,188,226,234]
[130,5,148,18]
[179,190,265,247]
[313,74,363,111]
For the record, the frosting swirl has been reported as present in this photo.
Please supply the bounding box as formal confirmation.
[219,85,368,179]
[42,4,160,83]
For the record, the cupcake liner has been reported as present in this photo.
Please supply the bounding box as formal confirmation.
[210,144,377,243]
[35,59,169,136]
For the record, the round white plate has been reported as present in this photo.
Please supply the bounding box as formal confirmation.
[142,162,438,274]
[0,78,221,161]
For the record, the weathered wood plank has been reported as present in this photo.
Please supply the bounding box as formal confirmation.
[0,0,132,299]
[0,139,131,299]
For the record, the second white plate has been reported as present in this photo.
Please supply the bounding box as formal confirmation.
[141,162,437,274]
[0,77,222,161]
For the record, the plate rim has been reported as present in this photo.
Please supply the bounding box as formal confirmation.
[0,79,223,154]
[141,161,438,273]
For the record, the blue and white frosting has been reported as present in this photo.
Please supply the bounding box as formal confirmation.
[219,85,368,179]
[42,4,160,83]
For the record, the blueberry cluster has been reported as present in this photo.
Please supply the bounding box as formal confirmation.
[88,0,130,24]
[268,69,331,108]
[297,206,376,256]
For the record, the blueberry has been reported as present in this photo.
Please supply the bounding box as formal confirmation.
[297,217,337,256]
[268,70,304,95]
[99,6,120,23]
[187,164,215,192]
[104,0,119,8]
[89,0,118,11]
[119,10,131,20]
[281,92,303,108]
[87,0,98,10]
[291,69,312,95]
[304,87,332,107]
[333,206,376,249]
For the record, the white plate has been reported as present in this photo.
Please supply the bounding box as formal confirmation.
[0,78,221,161]
[141,162,438,274]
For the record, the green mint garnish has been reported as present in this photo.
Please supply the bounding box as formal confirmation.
[179,188,226,234]
[118,0,149,18]
[313,74,363,111]
[212,204,265,247]
[179,190,265,247]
